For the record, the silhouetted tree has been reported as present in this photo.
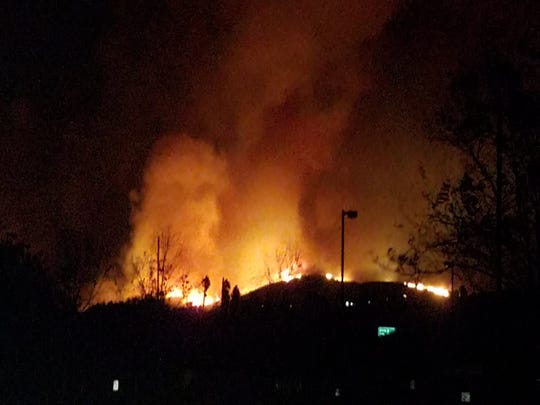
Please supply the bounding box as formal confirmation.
[177,273,192,305]
[221,278,231,313]
[131,229,184,300]
[0,233,56,318]
[132,252,157,298]
[389,58,540,292]
[230,285,240,316]
[79,262,120,310]
[54,227,106,310]
[201,275,211,308]
[266,242,303,283]
[0,234,65,403]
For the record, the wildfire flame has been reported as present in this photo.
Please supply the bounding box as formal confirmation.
[280,267,303,283]
[166,287,183,299]
[166,286,220,308]
[91,0,402,307]
[405,282,449,298]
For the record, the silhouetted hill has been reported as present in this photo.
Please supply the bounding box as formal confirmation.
[4,275,540,404]
[241,275,449,329]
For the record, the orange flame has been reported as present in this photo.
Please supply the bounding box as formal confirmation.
[89,1,406,307]
[405,282,449,298]
[166,286,220,308]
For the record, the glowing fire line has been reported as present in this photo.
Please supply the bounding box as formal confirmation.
[166,287,220,307]
[164,272,449,308]
[405,282,449,298]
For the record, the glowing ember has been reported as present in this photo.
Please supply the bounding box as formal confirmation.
[280,268,302,283]
[405,281,449,298]
[188,289,219,307]
[166,287,183,299]
[166,287,220,307]
[186,289,203,306]
[323,272,345,281]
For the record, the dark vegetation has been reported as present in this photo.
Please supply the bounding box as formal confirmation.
[2,234,540,404]
[387,58,540,293]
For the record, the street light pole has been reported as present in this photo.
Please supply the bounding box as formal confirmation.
[341,209,357,308]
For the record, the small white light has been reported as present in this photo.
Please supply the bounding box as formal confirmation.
[113,379,119,392]
[403,293,407,299]
[410,379,415,391]
[335,388,341,397]
[461,391,471,403]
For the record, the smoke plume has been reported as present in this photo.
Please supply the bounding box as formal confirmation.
[3,0,530,302]
[120,0,402,297]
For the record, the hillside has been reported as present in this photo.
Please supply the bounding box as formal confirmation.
[4,276,540,404]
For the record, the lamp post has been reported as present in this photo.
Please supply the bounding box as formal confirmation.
[341,209,357,308]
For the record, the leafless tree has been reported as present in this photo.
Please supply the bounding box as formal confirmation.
[271,242,303,283]
[78,261,121,310]
[221,277,231,313]
[386,59,539,292]
[54,228,108,310]
[131,229,183,300]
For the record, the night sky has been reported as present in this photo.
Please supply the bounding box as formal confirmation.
[1,0,538,296]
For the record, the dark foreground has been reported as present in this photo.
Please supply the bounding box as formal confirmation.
[3,278,540,404]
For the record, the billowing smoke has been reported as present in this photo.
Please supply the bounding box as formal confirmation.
[119,0,402,298]
[5,0,525,303]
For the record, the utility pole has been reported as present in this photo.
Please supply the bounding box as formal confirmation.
[341,210,358,308]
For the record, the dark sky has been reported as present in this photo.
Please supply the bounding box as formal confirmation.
[1,0,538,293]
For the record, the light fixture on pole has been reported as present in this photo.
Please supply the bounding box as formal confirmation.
[341,209,357,308]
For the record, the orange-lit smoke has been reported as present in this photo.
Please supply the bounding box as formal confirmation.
[113,1,404,301]
[121,135,228,299]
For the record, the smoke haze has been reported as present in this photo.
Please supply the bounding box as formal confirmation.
[121,0,402,296]
[1,0,537,299]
